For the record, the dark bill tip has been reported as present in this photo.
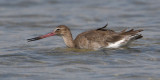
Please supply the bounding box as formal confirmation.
[27,32,55,42]
[27,37,42,42]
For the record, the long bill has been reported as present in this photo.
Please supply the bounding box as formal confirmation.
[27,32,55,42]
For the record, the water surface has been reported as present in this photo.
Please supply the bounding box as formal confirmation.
[0,0,160,80]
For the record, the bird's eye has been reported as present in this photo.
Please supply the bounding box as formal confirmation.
[56,29,60,31]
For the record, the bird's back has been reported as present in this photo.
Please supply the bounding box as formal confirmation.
[74,28,121,49]
[74,26,143,50]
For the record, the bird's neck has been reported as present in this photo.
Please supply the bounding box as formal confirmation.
[62,32,75,48]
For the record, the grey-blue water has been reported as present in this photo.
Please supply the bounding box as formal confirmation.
[0,0,160,80]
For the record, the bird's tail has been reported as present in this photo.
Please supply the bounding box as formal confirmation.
[120,29,143,40]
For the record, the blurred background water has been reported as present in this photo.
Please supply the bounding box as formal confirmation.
[0,0,160,80]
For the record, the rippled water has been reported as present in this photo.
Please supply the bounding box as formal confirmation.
[0,0,160,80]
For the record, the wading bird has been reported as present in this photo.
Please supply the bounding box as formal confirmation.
[27,24,143,50]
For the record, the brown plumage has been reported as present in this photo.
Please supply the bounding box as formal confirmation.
[27,24,143,50]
